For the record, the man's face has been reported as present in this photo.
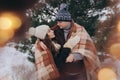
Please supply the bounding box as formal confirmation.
[47,29,55,39]
[57,21,71,29]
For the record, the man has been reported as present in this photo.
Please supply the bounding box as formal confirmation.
[52,3,100,80]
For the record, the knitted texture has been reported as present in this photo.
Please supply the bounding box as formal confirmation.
[28,25,50,39]
[56,3,72,21]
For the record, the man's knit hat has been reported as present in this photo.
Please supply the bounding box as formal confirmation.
[28,25,50,39]
[56,3,72,21]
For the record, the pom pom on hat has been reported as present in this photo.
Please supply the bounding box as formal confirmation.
[56,3,72,21]
[28,25,50,39]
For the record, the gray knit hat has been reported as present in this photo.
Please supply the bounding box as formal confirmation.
[56,3,72,21]
[28,25,50,40]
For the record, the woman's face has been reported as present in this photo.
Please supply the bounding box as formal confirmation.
[47,29,55,39]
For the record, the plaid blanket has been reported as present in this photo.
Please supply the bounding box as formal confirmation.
[52,20,100,80]
[35,39,59,80]
[63,22,101,80]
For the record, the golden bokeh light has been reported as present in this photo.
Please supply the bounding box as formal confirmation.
[117,21,120,32]
[0,12,22,46]
[109,43,120,59]
[0,29,14,46]
[11,15,22,30]
[0,17,12,30]
[98,67,117,80]
[0,12,22,30]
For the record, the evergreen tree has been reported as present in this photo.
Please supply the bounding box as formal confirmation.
[15,38,35,63]
[28,0,108,36]
[68,0,108,36]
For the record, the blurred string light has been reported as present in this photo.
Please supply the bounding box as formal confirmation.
[109,20,120,59]
[117,21,120,32]
[0,12,22,30]
[0,12,22,46]
[0,17,12,30]
[109,43,120,59]
[0,0,39,47]
[98,67,117,80]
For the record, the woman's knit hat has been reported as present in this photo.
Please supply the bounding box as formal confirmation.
[56,3,72,21]
[28,25,50,39]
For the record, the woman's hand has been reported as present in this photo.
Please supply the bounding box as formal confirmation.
[66,54,74,62]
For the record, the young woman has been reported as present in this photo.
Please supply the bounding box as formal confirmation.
[28,25,70,80]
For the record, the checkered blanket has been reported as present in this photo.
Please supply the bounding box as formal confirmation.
[63,22,101,80]
[35,39,59,80]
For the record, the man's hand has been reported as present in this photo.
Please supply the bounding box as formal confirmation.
[66,54,74,62]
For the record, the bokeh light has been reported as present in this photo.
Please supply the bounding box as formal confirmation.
[0,17,12,30]
[0,12,22,46]
[0,12,22,30]
[98,67,117,80]
[117,21,120,32]
[109,43,120,59]
[0,29,14,46]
